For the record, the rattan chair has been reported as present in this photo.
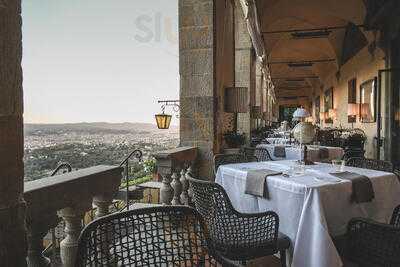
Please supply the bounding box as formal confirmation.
[187,177,290,266]
[76,205,239,267]
[346,157,394,172]
[213,153,257,175]
[345,205,400,266]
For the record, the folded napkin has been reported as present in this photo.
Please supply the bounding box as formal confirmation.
[274,146,286,158]
[330,171,375,203]
[245,169,282,198]
[318,147,330,160]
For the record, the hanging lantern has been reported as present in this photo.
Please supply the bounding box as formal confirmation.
[155,113,172,129]
[155,100,180,130]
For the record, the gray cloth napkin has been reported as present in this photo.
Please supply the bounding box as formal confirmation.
[330,171,375,203]
[274,146,286,158]
[319,147,329,160]
[245,169,282,198]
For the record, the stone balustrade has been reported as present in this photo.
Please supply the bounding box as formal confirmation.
[153,147,198,205]
[24,165,123,267]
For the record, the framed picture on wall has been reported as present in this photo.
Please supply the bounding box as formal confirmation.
[315,96,320,124]
[359,78,377,123]
[324,88,333,123]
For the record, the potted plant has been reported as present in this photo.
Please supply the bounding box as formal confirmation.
[143,158,159,181]
[223,131,246,154]
[341,130,367,148]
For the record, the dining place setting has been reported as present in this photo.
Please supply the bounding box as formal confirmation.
[206,108,400,267]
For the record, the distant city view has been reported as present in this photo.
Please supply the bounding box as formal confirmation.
[23,122,179,181]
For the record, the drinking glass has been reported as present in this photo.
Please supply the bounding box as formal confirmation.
[332,159,345,172]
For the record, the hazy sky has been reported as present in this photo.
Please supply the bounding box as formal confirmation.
[22,0,179,124]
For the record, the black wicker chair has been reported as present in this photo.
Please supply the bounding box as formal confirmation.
[346,157,394,172]
[213,153,257,175]
[76,205,239,267]
[242,147,274,162]
[187,177,290,266]
[345,205,400,267]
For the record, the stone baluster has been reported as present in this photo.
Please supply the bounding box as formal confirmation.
[180,168,190,205]
[26,214,59,267]
[93,195,115,264]
[160,174,174,205]
[59,206,88,267]
[93,195,112,219]
[171,170,182,205]
[185,166,194,200]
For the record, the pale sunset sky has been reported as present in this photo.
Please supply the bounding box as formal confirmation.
[22,0,179,124]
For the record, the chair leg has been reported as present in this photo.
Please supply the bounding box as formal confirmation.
[280,250,286,267]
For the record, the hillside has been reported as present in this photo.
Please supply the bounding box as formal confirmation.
[24,122,179,136]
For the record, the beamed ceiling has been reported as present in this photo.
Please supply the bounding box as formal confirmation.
[255,0,369,103]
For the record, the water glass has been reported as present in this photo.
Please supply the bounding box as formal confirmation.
[332,159,345,172]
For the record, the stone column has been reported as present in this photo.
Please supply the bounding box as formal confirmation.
[179,0,215,179]
[0,0,27,266]
[235,0,254,145]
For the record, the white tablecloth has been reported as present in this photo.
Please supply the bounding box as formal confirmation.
[216,160,400,267]
[257,144,344,162]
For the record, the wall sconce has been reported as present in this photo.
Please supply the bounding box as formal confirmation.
[155,100,179,129]
[328,108,337,120]
[348,103,359,127]
[395,109,400,122]
[225,87,249,113]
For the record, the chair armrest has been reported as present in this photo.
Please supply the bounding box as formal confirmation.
[346,218,400,265]
[390,204,400,227]
[206,248,243,267]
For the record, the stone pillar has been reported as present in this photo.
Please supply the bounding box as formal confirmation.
[235,0,254,144]
[179,0,215,178]
[0,0,27,266]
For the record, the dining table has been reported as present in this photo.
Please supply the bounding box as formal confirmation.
[215,160,400,267]
[257,143,344,162]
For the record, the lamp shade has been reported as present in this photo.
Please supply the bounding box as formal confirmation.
[155,113,172,129]
[225,87,249,113]
[293,107,310,118]
[348,103,359,116]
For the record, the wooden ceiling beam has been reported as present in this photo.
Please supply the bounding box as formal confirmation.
[269,59,335,64]
[262,24,365,34]
[272,76,319,80]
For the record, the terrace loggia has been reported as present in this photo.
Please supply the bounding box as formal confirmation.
[1,0,400,266]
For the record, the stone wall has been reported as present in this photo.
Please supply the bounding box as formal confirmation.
[0,0,27,265]
[316,46,386,158]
